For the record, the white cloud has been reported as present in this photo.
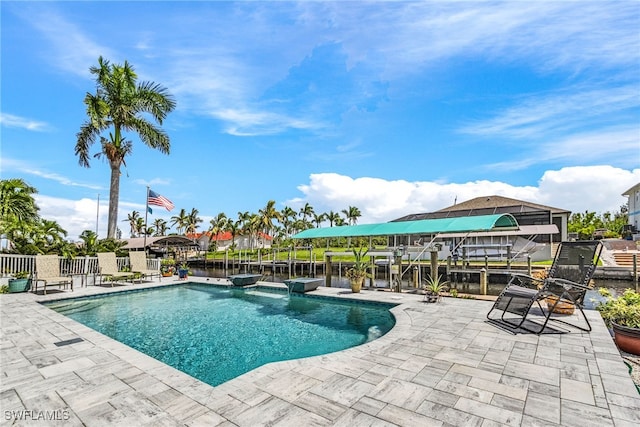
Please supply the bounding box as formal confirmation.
[290,166,640,224]
[35,195,106,240]
[0,113,49,131]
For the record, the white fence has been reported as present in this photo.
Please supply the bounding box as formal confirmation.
[0,254,161,279]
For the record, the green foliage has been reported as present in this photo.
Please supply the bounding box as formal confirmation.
[568,205,628,240]
[12,271,30,279]
[423,274,448,295]
[450,288,458,298]
[596,288,640,329]
[0,285,8,294]
[345,248,372,281]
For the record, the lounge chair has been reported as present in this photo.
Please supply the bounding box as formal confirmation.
[129,251,161,282]
[34,255,73,295]
[487,240,602,334]
[97,252,137,286]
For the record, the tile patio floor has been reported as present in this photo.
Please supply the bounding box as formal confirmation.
[1,278,639,426]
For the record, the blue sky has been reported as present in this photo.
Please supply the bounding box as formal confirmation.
[2,1,639,240]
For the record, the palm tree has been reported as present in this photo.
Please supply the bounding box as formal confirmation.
[258,200,281,243]
[185,208,202,236]
[0,178,39,225]
[312,212,326,228]
[208,212,228,251]
[299,202,314,223]
[152,218,168,236]
[325,211,341,227]
[342,206,362,225]
[75,56,176,239]
[125,211,141,237]
[170,208,189,234]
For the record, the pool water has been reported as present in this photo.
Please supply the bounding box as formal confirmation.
[44,284,396,386]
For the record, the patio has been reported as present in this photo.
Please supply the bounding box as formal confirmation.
[1,278,639,426]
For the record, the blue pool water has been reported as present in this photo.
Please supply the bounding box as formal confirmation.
[44,284,396,386]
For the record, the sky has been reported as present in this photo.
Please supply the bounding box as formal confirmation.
[1,1,639,241]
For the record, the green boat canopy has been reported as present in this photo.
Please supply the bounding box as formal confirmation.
[292,214,519,239]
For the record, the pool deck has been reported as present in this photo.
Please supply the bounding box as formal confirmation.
[1,278,639,426]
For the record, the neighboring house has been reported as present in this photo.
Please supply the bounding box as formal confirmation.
[622,183,640,240]
[189,232,273,251]
[394,195,570,243]
[392,195,570,261]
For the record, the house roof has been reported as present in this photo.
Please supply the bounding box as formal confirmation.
[292,213,519,239]
[622,182,640,196]
[394,195,570,222]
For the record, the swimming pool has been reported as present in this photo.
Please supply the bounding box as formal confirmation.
[44,283,396,386]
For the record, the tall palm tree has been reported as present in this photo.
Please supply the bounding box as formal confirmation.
[75,56,176,239]
[170,208,189,234]
[312,212,326,228]
[125,211,141,237]
[258,200,281,242]
[342,206,362,225]
[152,218,168,236]
[325,211,341,227]
[208,212,228,251]
[185,208,202,236]
[299,203,314,223]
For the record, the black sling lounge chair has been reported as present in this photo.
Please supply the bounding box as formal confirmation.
[487,240,602,334]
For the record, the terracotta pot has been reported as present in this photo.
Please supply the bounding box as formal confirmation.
[350,277,364,293]
[612,323,640,356]
[546,296,575,315]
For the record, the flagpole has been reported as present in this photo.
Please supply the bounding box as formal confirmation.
[144,186,150,254]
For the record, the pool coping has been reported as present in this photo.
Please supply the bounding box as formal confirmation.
[2,277,640,426]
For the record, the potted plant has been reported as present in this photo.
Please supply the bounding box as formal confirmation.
[423,274,448,303]
[345,248,372,293]
[160,259,175,277]
[178,262,189,280]
[8,271,31,293]
[596,288,640,356]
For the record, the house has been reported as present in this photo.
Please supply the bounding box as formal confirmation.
[394,195,569,243]
[622,183,640,240]
[392,195,570,261]
[188,231,273,251]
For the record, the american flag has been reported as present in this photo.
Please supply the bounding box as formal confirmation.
[148,189,174,211]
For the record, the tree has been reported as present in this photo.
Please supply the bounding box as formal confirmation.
[75,56,176,239]
[125,211,141,237]
[0,178,39,226]
[170,208,189,235]
[299,203,314,222]
[208,213,228,251]
[185,208,202,236]
[258,200,281,243]
[152,218,168,236]
[342,206,361,225]
[312,212,326,228]
[326,211,341,227]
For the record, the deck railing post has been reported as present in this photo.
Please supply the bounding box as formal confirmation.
[325,255,332,287]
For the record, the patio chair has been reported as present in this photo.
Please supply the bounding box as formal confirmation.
[34,254,73,295]
[129,251,161,282]
[97,252,137,286]
[487,240,602,334]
